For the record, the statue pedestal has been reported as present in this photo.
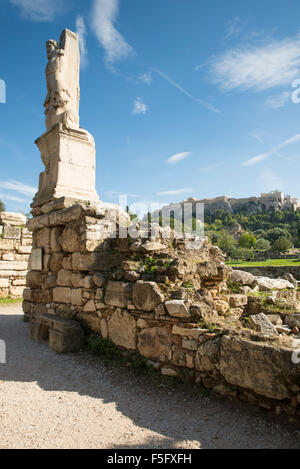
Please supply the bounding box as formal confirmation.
[31,124,100,208]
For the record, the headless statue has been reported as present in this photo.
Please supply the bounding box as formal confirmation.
[44,29,80,131]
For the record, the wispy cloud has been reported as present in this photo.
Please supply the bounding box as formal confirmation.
[153,68,221,114]
[132,97,148,115]
[242,133,300,166]
[211,32,300,92]
[156,188,194,196]
[265,91,291,109]
[166,152,191,165]
[76,15,88,68]
[0,180,37,196]
[138,72,152,85]
[225,17,244,40]
[91,0,135,65]
[10,0,59,22]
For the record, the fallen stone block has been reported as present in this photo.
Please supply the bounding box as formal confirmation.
[249,313,278,335]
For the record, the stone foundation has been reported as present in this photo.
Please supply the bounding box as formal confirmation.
[24,201,300,417]
[0,212,32,298]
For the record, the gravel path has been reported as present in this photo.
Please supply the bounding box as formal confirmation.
[0,303,299,449]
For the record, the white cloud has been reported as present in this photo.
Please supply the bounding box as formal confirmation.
[265,91,291,109]
[156,188,194,196]
[10,0,59,22]
[166,152,191,165]
[211,33,300,92]
[132,97,148,115]
[76,16,88,68]
[138,72,152,85]
[242,133,300,166]
[153,68,221,114]
[91,0,134,65]
[0,180,37,196]
[225,17,244,40]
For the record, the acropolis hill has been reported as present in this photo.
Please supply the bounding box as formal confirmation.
[153,191,300,218]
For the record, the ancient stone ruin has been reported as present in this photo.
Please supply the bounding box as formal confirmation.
[24,29,300,418]
[0,212,32,298]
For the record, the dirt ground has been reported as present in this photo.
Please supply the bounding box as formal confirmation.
[0,303,299,449]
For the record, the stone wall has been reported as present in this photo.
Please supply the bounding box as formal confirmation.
[234,265,300,280]
[24,200,300,417]
[0,212,32,298]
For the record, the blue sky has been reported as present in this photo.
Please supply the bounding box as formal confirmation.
[1,0,300,215]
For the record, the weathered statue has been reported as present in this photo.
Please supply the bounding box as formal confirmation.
[44,29,80,130]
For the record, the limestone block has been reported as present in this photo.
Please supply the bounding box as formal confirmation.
[138,326,171,362]
[71,288,83,306]
[171,325,207,339]
[50,253,65,273]
[0,261,28,271]
[133,281,165,312]
[96,288,103,300]
[57,269,72,287]
[250,313,278,335]
[27,214,50,231]
[220,335,300,400]
[186,355,194,369]
[195,339,220,373]
[108,309,137,350]
[26,271,42,288]
[0,239,14,250]
[0,212,26,226]
[49,205,83,226]
[32,289,52,304]
[17,245,32,255]
[0,279,9,288]
[137,319,148,329]
[23,289,32,301]
[214,300,230,314]
[101,318,108,339]
[53,287,71,304]
[77,312,102,334]
[0,288,9,298]
[62,256,73,271]
[165,300,191,318]
[155,304,166,316]
[3,226,21,239]
[256,277,294,291]
[268,314,283,326]
[2,253,14,261]
[124,271,140,282]
[228,294,248,308]
[105,281,133,308]
[284,314,300,329]
[72,252,95,271]
[70,272,83,288]
[43,254,51,272]
[229,270,257,287]
[93,272,105,287]
[80,276,94,289]
[182,339,198,351]
[161,367,177,377]
[10,286,24,297]
[140,241,167,253]
[50,226,63,252]
[84,299,96,312]
[60,224,81,252]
